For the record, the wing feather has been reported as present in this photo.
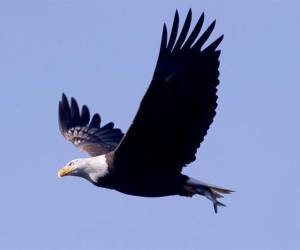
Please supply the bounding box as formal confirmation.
[192,20,216,50]
[80,105,90,126]
[173,8,192,51]
[182,12,204,49]
[166,10,179,51]
[59,94,124,156]
[114,10,223,173]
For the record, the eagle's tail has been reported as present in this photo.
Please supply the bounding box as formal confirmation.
[186,178,234,213]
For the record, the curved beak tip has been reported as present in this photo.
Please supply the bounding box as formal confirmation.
[57,169,64,178]
[57,167,68,178]
[57,165,75,178]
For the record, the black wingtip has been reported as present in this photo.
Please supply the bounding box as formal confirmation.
[188,9,192,18]
[70,96,76,102]
[159,23,168,53]
[173,8,192,51]
[102,122,115,130]
[70,97,79,111]
[62,92,67,101]
[80,105,90,126]
[167,10,179,51]
[182,12,205,50]
[61,93,70,110]
[89,113,101,128]
[209,20,217,32]
[59,93,71,136]
[202,35,224,54]
[192,19,216,51]
[70,97,80,123]
[201,12,205,19]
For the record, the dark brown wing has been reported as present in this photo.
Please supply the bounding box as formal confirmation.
[58,94,124,156]
[114,9,223,173]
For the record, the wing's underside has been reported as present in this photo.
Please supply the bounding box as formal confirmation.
[114,9,223,173]
[59,94,124,156]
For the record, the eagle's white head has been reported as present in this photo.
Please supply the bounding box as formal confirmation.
[58,155,109,183]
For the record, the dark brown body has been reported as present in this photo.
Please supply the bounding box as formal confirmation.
[94,170,189,197]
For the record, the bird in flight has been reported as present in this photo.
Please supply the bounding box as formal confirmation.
[58,9,233,213]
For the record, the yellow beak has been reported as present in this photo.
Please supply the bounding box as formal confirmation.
[57,165,75,178]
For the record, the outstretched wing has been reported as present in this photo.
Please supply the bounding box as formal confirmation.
[59,94,124,156]
[114,9,223,173]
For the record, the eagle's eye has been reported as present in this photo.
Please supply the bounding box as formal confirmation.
[69,161,74,166]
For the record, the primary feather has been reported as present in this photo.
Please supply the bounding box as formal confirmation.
[59,93,124,156]
[114,10,223,174]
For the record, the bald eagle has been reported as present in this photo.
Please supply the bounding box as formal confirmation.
[58,9,233,213]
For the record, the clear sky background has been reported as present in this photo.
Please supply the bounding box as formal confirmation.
[0,1,299,250]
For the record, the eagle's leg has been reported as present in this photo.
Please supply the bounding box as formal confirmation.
[182,185,196,197]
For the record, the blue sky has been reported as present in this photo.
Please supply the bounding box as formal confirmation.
[0,0,299,249]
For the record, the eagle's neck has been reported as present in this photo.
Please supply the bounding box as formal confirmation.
[80,155,109,183]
